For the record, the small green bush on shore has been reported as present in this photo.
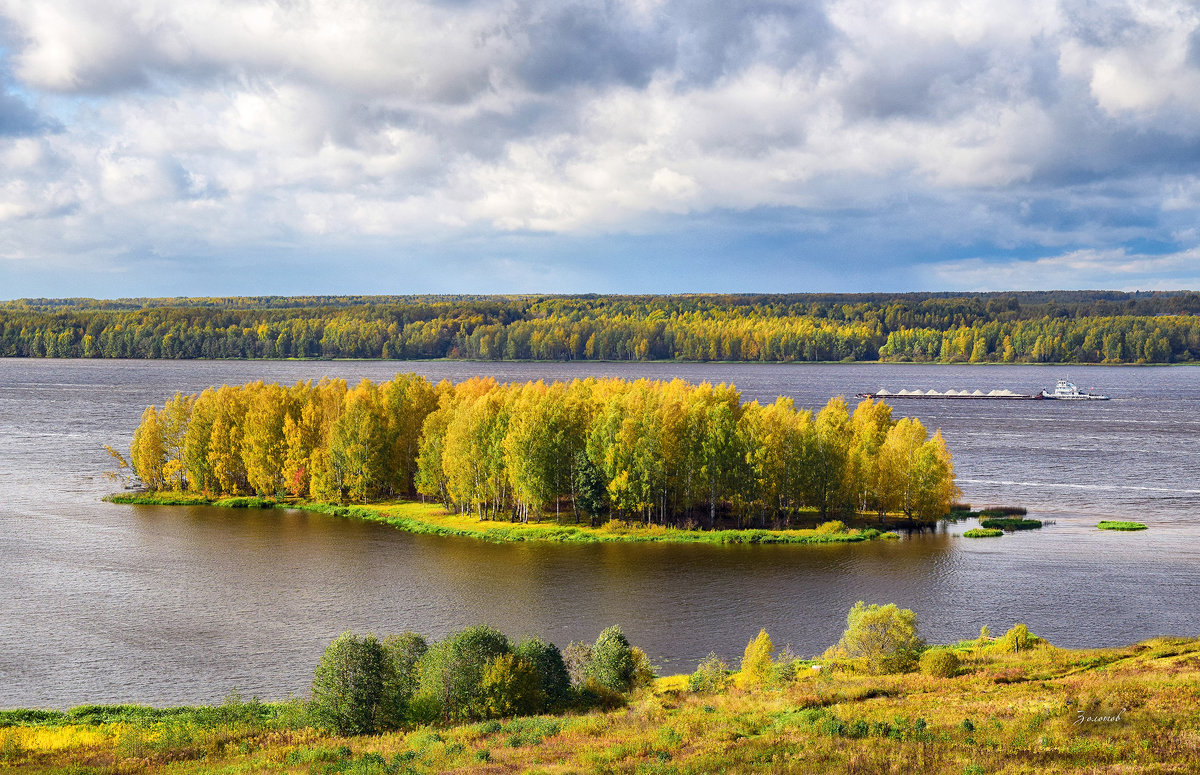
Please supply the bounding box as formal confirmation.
[919,649,961,678]
[1098,520,1147,531]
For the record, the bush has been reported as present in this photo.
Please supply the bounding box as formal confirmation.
[515,638,570,708]
[310,632,388,735]
[586,626,636,693]
[995,623,1037,653]
[564,641,592,687]
[919,649,961,678]
[630,647,657,689]
[688,653,730,694]
[480,653,543,718]
[835,602,924,674]
[737,629,775,689]
[815,520,846,535]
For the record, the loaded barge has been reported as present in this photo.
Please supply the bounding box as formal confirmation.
[856,388,1042,400]
[857,379,1109,401]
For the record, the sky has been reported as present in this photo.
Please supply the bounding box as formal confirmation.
[3,0,1200,298]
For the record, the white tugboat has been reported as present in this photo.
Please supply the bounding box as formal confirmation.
[1041,379,1108,400]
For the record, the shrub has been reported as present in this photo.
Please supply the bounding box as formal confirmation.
[835,602,924,674]
[564,641,592,687]
[687,653,730,694]
[815,520,846,535]
[737,629,776,689]
[515,638,570,708]
[310,632,388,735]
[919,649,961,678]
[630,647,657,689]
[586,626,636,693]
[996,623,1036,654]
[480,653,543,718]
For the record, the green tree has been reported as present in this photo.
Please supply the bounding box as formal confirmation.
[834,602,924,674]
[515,637,570,708]
[586,626,636,693]
[381,631,428,726]
[479,653,543,718]
[414,625,511,722]
[309,632,387,735]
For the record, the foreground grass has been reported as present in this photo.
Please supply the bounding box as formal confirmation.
[6,636,1200,774]
[104,493,896,545]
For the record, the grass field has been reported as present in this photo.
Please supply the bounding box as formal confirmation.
[4,635,1199,774]
[104,493,897,546]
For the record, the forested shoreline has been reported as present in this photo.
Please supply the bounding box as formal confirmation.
[6,291,1200,363]
[125,375,957,528]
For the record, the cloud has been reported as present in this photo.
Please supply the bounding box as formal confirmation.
[1,0,1200,293]
[921,246,1200,291]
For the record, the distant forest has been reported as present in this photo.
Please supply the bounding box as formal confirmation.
[3,291,1199,363]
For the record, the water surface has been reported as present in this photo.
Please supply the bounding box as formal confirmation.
[1,359,1196,707]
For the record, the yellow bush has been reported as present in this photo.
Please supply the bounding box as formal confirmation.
[737,629,775,689]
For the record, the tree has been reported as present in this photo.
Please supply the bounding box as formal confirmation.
[414,625,511,722]
[688,652,729,694]
[737,629,775,689]
[381,631,427,726]
[309,632,387,735]
[586,626,636,693]
[515,637,570,708]
[130,405,166,490]
[479,653,542,718]
[834,601,924,674]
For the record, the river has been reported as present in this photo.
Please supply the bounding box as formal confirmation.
[1,359,1197,707]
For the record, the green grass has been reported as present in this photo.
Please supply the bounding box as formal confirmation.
[979,517,1043,531]
[105,493,899,546]
[962,528,1003,538]
[1097,520,1148,531]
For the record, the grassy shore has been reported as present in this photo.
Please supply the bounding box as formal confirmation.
[104,492,898,546]
[5,636,1199,774]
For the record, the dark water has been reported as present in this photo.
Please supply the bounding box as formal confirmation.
[1,359,1197,708]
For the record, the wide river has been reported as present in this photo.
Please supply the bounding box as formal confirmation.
[1,359,1197,708]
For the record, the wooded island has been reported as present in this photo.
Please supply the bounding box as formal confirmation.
[122,375,957,530]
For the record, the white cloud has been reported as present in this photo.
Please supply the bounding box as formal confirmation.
[2,0,1200,291]
[922,246,1200,291]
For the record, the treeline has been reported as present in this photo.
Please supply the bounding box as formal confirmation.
[5,292,1200,362]
[128,375,958,527]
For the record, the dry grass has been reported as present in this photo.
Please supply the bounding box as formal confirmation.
[6,636,1200,774]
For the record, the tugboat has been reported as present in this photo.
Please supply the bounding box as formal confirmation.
[1041,379,1108,400]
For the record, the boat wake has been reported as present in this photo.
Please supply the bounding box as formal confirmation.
[958,478,1200,496]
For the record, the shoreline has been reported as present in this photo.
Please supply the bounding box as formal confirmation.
[103,492,901,546]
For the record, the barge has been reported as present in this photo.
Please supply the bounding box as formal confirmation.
[858,379,1109,401]
[856,388,1042,400]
